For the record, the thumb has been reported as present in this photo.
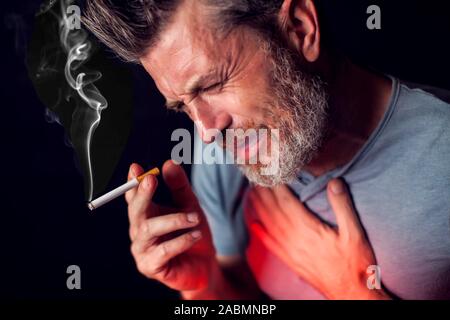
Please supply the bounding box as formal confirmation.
[327,179,364,241]
[162,160,199,210]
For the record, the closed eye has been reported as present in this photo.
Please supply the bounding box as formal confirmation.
[165,80,225,112]
[199,81,223,94]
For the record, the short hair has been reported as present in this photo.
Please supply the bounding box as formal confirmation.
[82,0,285,63]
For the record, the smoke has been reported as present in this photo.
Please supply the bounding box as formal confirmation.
[37,0,59,16]
[27,0,134,202]
[44,108,61,124]
[34,0,108,201]
[58,0,108,201]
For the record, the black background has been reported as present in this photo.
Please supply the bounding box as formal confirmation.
[1,0,449,300]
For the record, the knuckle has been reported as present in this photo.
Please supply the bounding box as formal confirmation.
[138,221,149,235]
[138,181,151,195]
[129,226,137,240]
[134,253,160,278]
[127,202,138,217]
[136,260,153,276]
[181,233,193,247]
[130,242,140,257]
[159,242,170,259]
[125,190,137,203]
[174,213,188,228]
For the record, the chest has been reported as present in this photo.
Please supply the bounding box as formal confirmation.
[243,183,450,299]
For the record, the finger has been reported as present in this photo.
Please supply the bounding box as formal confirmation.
[327,179,365,241]
[154,229,203,266]
[128,173,158,228]
[272,185,322,232]
[125,163,144,204]
[132,212,201,254]
[162,160,198,210]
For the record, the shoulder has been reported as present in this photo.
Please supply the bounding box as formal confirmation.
[395,80,450,124]
[352,78,450,199]
[368,79,450,200]
[399,81,450,158]
[379,79,450,158]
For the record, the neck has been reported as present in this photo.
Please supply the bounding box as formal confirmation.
[304,58,393,177]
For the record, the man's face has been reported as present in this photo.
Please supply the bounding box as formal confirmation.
[141,3,328,186]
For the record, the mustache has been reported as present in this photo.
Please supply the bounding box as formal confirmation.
[213,123,274,150]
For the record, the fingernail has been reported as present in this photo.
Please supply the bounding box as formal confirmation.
[191,230,202,239]
[330,179,344,195]
[171,159,181,166]
[129,165,136,177]
[187,212,199,223]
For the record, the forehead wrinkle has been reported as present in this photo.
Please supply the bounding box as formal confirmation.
[144,3,257,102]
[179,35,239,91]
[170,46,218,92]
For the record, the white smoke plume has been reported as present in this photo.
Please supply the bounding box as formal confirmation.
[57,0,108,201]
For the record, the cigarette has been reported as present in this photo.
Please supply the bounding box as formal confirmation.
[87,167,160,211]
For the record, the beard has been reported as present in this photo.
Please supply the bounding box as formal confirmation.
[235,36,329,187]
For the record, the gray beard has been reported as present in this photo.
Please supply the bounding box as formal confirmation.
[238,38,329,187]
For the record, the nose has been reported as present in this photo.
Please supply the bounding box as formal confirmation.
[189,100,232,144]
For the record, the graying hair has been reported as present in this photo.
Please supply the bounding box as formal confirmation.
[82,0,284,63]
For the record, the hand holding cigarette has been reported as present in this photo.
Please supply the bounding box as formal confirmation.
[126,160,217,292]
[88,167,160,210]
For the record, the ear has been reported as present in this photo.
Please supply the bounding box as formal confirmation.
[278,0,321,62]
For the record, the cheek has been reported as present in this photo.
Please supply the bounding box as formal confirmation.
[205,86,272,122]
[216,93,262,125]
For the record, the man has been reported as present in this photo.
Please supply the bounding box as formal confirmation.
[83,0,450,299]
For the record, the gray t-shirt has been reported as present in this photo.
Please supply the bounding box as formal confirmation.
[192,77,450,299]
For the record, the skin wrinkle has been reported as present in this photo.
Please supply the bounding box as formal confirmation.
[144,0,331,185]
[144,29,268,120]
